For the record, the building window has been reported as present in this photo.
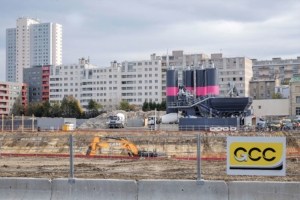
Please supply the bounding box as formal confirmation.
[240,77,243,81]
[258,106,261,109]
[296,107,300,115]
[296,96,300,103]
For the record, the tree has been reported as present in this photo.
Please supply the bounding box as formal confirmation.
[129,104,138,111]
[49,101,62,117]
[11,98,25,116]
[61,95,83,118]
[87,99,102,111]
[42,100,51,117]
[160,101,166,111]
[272,92,283,99]
[25,102,43,117]
[142,101,148,111]
[119,101,131,111]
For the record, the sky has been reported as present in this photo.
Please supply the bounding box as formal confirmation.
[1,0,300,81]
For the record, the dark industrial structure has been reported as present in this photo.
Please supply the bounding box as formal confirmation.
[166,64,252,131]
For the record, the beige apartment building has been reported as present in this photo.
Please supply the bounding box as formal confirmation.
[252,57,300,84]
[249,78,280,99]
[210,53,252,97]
[289,77,300,116]
[160,50,209,101]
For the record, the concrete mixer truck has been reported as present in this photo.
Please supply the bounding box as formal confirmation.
[106,113,125,128]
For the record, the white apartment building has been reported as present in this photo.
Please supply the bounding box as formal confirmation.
[49,56,162,111]
[30,22,62,66]
[6,16,62,83]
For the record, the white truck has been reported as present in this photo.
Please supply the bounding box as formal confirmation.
[106,113,125,128]
[148,113,183,129]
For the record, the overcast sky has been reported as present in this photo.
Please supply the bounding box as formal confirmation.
[1,0,300,81]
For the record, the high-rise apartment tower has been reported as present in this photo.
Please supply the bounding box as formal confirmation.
[6,16,62,83]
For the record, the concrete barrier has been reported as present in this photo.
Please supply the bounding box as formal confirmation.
[51,178,138,200]
[138,180,228,200]
[0,178,51,200]
[229,181,300,200]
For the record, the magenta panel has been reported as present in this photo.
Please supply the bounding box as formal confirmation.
[207,86,219,95]
[196,87,207,96]
[166,87,178,96]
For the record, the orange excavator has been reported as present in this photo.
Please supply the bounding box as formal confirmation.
[86,136,161,157]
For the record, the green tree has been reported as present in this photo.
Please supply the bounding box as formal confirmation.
[11,98,25,116]
[49,101,62,117]
[61,95,83,118]
[142,101,148,111]
[25,102,43,117]
[272,92,283,99]
[87,99,102,111]
[42,100,51,117]
[160,101,166,111]
[119,101,131,111]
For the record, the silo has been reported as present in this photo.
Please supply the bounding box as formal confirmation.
[185,69,194,95]
[196,69,206,98]
[166,69,178,114]
[206,68,219,96]
[182,70,186,87]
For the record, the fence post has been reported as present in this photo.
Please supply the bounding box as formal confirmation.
[196,134,204,185]
[22,114,24,133]
[32,114,34,132]
[69,134,75,183]
[12,114,13,133]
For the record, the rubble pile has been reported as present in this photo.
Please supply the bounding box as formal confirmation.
[78,110,166,129]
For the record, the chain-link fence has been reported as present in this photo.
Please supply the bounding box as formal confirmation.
[0,133,299,181]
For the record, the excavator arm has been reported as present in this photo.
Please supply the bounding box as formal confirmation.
[86,136,141,156]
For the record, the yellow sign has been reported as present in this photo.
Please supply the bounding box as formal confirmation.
[227,137,286,176]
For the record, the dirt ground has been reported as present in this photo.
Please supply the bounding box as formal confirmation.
[0,156,299,182]
[0,130,299,182]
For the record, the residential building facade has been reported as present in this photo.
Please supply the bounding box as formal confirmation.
[6,16,62,83]
[23,65,50,103]
[0,81,28,116]
[252,57,300,83]
[249,78,280,99]
[49,56,162,111]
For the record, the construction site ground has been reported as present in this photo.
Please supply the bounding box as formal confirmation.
[0,130,299,182]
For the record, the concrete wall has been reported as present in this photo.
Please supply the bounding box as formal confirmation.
[37,118,76,130]
[0,178,299,199]
[0,178,51,200]
[138,180,228,200]
[251,99,289,117]
[229,181,300,200]
[51,178,137,200]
